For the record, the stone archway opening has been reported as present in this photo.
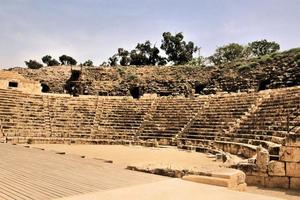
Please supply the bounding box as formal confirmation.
[258,79,271,91]
[41,83,50,93]
[195,83,206,94]
[130,87,141,99]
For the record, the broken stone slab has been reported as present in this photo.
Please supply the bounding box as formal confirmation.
[210,168,246,186]
[127,165,186,178]
[182,168,247,191]
[256,147,269,171]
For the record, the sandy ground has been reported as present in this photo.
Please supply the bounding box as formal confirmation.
[30,144,225,172]
[55,179,282,200]
[30,144,300,200]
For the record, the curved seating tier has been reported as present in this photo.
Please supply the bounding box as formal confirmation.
[0,86,299,159]
[138,97,207,143]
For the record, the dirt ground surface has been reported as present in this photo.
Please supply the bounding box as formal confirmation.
[30,144,226,172]
[31,144,300,200]
[55,179,282,200]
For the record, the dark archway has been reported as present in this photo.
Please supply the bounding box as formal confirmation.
[41,83,50,93]
[8,82,18,88]
[130,87,141,99]
[194,83,206,94]
[158,91,172,96]
[258,79,271,91]
[65,70,82,96]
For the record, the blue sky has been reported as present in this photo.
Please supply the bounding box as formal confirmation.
[0,0,300,68]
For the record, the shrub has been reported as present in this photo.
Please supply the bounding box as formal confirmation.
[126,73,138,81]
[117,67,125,76]
[25,60,43,69]
[258,55,273,64]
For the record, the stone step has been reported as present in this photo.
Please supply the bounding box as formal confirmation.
[182,168,246,191]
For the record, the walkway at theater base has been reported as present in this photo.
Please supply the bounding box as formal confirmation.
[0,143,167,200]
[55,178,283,200]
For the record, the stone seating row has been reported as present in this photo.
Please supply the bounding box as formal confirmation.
[0,87,299,160]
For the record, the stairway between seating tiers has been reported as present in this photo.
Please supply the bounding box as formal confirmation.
[138,97,208,145]
[0,86,299,157]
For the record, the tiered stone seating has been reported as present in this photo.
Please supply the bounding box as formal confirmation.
[47,95,98,140]
[139,97,207,144]
[234,87,300,157]
[92,97,153,142]
[0,89,46,141]
[0,86,299,160]
[178,92,261,157]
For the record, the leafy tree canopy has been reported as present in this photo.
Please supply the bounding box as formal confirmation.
[108,55,118,66]
[118,48,131,66]
[160,32,198,65]
[248,39,280,56]
[208,43,248,65]
[59,55,77,65]
[130,41,167,66]
[42,55,60,66]
[82,60,93,66]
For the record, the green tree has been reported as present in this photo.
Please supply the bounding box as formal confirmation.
[160,32,198,65]
[118,48,131,66]
[41,55,52,65]
[48,59,60,66]
[25,60,43,69]
[108,55,118,66]
[42,55,60,66]
[59,55,77,65]
[208,43,247,65]
[83,60,93,66]
[130,41,166,66]
[187,56,206,66]
[248,39,280,56]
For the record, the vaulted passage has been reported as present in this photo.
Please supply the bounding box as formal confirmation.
[195,83,206,94]
[41,83,50,93]
[258,79,271,91]
[130,87,141,99]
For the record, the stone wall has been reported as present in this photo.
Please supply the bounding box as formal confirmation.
[236,134,300,189]
[0,71,41,94]
[8,47,300,96]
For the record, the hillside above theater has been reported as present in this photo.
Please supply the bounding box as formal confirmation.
[8,47,300,96]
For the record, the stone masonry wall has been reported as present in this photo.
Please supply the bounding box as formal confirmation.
[242,134,300,189]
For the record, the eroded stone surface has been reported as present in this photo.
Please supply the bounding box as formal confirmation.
[264,177,290,189]
[286,162,300,178]
[268,161,285,176]
[256,147,269,172]
[290,177,300,190]
[280,146,300,162]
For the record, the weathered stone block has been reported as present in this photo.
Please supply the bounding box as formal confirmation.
[279,146,300,162]
[246,175,265,186]
[285,134,300,147]
[286,162,300,177]
[256,148,269,171]
[290,177,300,190]
[264,176,289,189]
[236,163,257,176]
[268,161,285,176]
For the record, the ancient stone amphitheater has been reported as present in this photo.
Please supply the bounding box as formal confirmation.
[0,70,299,200]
